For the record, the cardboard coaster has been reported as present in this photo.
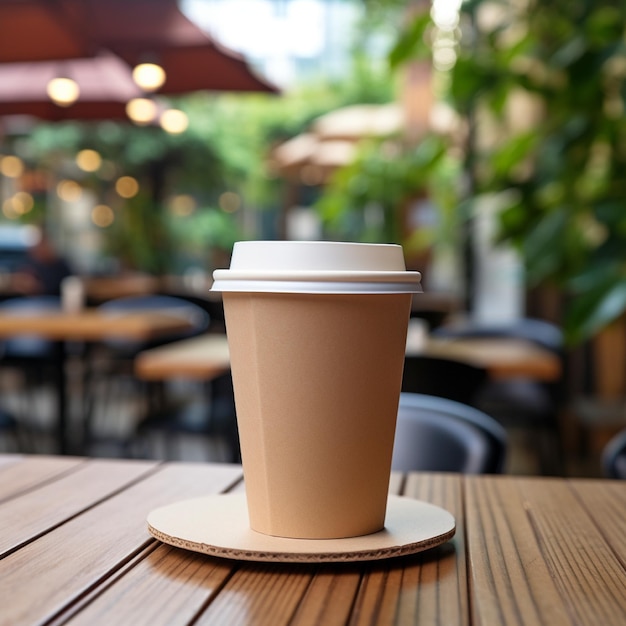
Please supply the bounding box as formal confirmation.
[147,494,455,563]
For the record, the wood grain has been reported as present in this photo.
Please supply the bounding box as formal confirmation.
[194,563,313,625]
[569,480,626,565]
[465,476,626,626]
[350,473,466,626]
[0,454,85,502]
[0,458,156,556]
[1,456,624,626]
[59,544,235,626]
[0,462,242,625]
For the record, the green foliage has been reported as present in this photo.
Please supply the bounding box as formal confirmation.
[315,134,454,249]
[392,0,626,343]
[12,12,400,274]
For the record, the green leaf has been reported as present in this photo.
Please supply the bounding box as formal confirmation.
[388,12,432,69]
[564,273,626,344]
[491,132,537,177]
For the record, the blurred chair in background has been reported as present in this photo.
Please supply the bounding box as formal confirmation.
[391,392,507,473]
[0,407,20,452]
[401,355,488,406]
[601,428,626,479]
[84,295,210,454]
[0,295,62,449]
[133,371,239,463]
[432,318,565,475]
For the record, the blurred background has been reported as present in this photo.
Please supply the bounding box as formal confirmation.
[0,0,625,478]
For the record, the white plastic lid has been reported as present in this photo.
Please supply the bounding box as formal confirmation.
[211,241,422,294]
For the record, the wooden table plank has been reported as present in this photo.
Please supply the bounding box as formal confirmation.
[0,461,243,626]
[194,563,314,625]
[0,458,157,557]
[0,453,20,469]
[0,309,193,341]
[569,480,626,565]
[412,337,562,382]
[465,476,626,626]
[2,457,624,626]
[60,544,235,626]
[289,565,362,626]
[135,333,231,381]
[0,454,85,502]
[350,474,466,626]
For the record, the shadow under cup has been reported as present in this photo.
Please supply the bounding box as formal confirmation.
[223,290,413,539]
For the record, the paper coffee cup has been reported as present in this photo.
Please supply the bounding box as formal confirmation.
[212,241,421,539]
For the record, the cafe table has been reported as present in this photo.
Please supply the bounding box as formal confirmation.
[1,453,624,625]
[0,308,194,454]
[134,332,562,383]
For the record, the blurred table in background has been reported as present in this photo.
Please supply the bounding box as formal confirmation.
[0,308,194,453]
[135,333,230,382]
[414,337,562,382]
[135,331,562,384]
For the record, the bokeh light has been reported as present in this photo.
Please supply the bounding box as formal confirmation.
[47,77,80,107]
[12,191,34,214]
[132,63,166,91]
[0,155,24,178]
[126,98,158,125]
[160,109,189,134]
[76,149,102,172]
[218,191,242,213]
[91,204,115,227]
[57,179,82,202]
[115,176,139,198]
[169,194,196,216]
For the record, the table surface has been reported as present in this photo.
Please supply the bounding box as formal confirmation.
[0,308,193,341]
[135,332,562,382]
[1,454,624,626]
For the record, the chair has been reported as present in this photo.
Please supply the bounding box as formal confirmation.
[0,296,62,448]
[133,371,240,463]
[0,295,61,361]
[431,318,563,352]
[432,318,565,475]
[84,295,210,453]
[391,393,507,473]
[402,355,488,407]
[601,429,626,479]
[96,294,211,355]
[0,407,20,451]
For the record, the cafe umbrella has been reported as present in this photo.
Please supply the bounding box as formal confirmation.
[0,0,278,95]
[0,52,144,122]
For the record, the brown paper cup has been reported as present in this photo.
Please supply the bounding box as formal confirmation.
[223,290,412,539]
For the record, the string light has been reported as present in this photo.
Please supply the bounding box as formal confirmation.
[126,98,158,125]
[47,77,80,107]
[132,63,166,91]
[160,109,189,134]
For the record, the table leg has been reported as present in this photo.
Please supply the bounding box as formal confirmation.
[52,341,68,455]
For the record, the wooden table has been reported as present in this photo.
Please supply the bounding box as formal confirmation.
[1,454,624,625]
[415,336,562,382]
[135,332,562,383]
[135,333,231,381]
[0,309,194,453]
